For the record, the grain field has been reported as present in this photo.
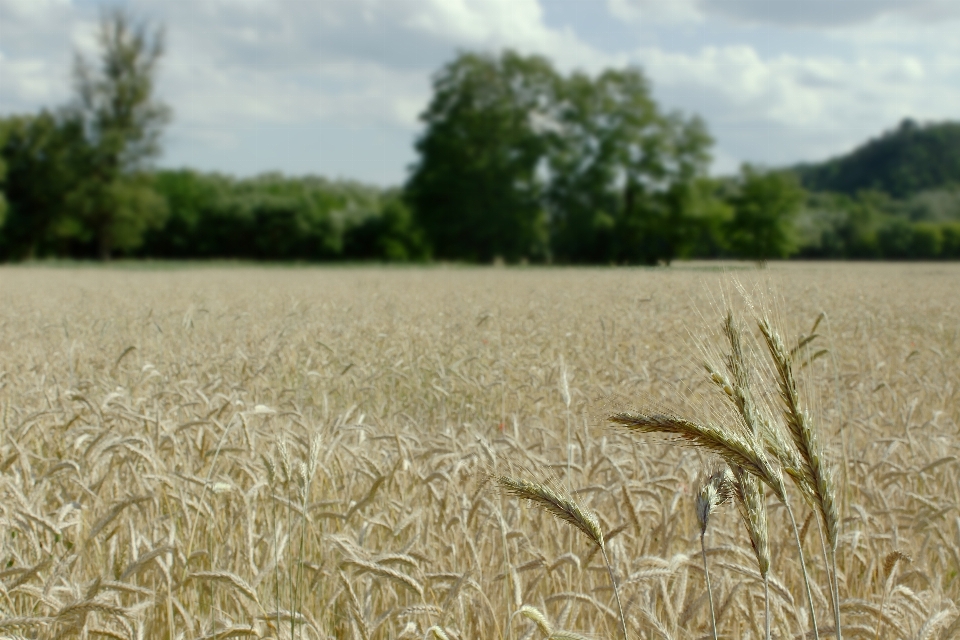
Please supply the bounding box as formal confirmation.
[0,263,958,639]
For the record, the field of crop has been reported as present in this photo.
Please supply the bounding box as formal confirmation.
[1,263,958,640]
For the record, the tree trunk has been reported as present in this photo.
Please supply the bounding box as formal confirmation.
[98,227,112,261]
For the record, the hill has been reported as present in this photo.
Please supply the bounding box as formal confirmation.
[794,119,960,198]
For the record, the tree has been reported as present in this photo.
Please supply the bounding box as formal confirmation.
[547,69,651,263]
[0,112,88,260]
[70,8,171,259]
[344,193,430,262]
[407,52,716,265]
[547,68,714,265]
[727,165,805,263]
[0,123,8,229]
[795,119,960,199]
[616,113,714,265]
[405,51,558,262]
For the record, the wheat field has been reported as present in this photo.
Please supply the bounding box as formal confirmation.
[0,263,958,640]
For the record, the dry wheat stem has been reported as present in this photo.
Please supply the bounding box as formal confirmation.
[610,387,822,638]
[757,317,842,640]
[719,312,773,640]
[495,474,627,640]
[697,468,733,640]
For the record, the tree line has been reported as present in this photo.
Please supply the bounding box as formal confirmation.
[1,11,958,263]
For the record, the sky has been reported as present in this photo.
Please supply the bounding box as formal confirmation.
[1,0,959,186]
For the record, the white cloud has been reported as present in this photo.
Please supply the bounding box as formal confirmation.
[134,0,609,132]
[608,0,960,28]
[706,0,960,28]
[606,0,702,24]
[1,0,958,184]
[639,42,960,170]
[3,0,619,183]
[0,57,66,106]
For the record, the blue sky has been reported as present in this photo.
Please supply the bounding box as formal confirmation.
[2,0,958,186]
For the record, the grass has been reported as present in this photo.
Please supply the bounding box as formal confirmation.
[0,263,958,639]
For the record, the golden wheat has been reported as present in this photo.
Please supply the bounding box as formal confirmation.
[0,263,957,639]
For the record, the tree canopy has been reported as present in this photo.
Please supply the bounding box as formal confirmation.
[3,33,959,263]
[794,119,960,198]
[727,165,805,262]
[406,51,716,264]
[405,52,557,263]
[0,9,171,261]
[71,8,172,259]
[546,68,714,264]
[0,111,89,260]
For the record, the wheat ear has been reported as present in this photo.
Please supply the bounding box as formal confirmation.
[717,311,773,639]
[732,468,771,639]
[874,551,910,640]
[608,411,787,501]
[696,468,734,640]
[758,318,839,550]
[716,310,823,640]
[496,475,627,640]
[758,317,841,640]
[611,405,818,639]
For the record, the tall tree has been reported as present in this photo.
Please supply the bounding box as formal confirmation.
[615,110,714,265]
[727,165,805,263]
[548,68,714,264]
[405,51,559,262]
[547,69,651,263]
[0,112,88,260]
[0,121,9,230]
[70,8,171,260]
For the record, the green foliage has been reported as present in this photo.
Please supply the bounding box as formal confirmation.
[798,191,883,259]
[682,178,735,258]
[344,193,430,262]
[140,170,406,261]
[796,187,960,260]
[406,51,555,263]
[70,8,172,259]
[727,166,805,262]
[942,222,960,258]
[407,51,715,265]
[795,119,960,198]
[0,112,88,260]
[0,123,7,228]
[546,68,660,263]
[4,29,958,264]
[546,68,713,265]
[62,172,168,255]
[875,219,954,260]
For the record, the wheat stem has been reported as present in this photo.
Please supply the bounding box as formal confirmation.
[700,533,719,640]
[496,475,627,640]
[758,318,841,640]
[717,313,773,640]
[602,547,629,640]
[763,574,770,640]
[785,498,820,640]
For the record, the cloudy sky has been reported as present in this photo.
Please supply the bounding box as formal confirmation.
[2,0,958,186]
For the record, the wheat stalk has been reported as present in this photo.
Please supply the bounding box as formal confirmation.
[496,474,627,640]
[715,311,773,640]
[612,309,835,640]
[696,467,734,640]
[758,316,842,640]
[608,410,787,501]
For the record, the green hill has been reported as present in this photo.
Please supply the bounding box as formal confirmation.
[794,119,960,198]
